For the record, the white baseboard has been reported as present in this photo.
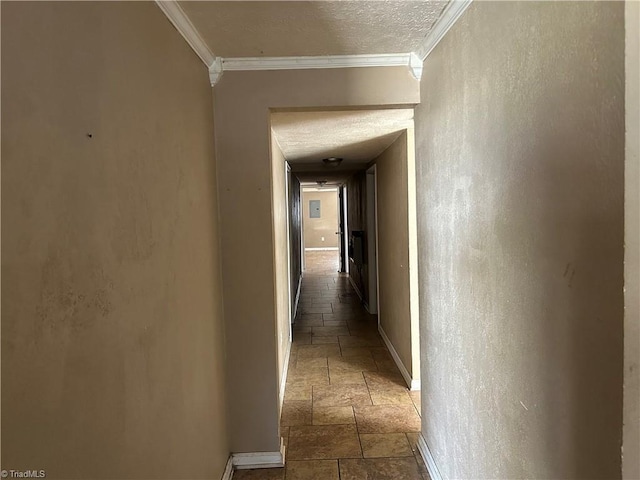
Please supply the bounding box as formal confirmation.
[348,273,375,313]
[304,247,339,251]
[279,340,292,409]
[232,438,286,470]
[221,456,233,480]
[292,274,302,321]
[348,274,365,303]
[417,433,443,480]
[378,325,420,391]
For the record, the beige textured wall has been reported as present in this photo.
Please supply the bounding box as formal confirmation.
[1,2,229,479]
[213,67,419,453]
[415,2,624,478]
[270,134,291,411]
[624,1,640,478]
[302,190,339,249]
[374,130,419,381]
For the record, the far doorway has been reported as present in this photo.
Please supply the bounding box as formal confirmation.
[301,186,346,275]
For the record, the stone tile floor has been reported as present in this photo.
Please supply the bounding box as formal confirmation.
[234,251,428,480]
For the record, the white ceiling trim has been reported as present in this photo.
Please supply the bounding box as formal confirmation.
[155,1,218,68]
[222,54,422,80]
[156,0,473,86]
[415,0,473,60]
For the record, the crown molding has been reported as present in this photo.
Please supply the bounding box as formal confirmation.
[221,53,422,80]
[416,0,473,60]
[155,0,220,80]
[156,0,472,86]
[408,52,423,82]
[209,57,223,86]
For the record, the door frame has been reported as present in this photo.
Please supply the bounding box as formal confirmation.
[338,185,349,273]
[366,165,379,315]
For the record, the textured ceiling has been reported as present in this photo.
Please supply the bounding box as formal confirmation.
[179,1,448,57]
[271,109,414,183]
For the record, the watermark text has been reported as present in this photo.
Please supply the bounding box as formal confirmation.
[1,470,46,479]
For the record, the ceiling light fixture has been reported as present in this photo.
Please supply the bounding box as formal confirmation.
[322,157,343,168]
[317,180,328,186]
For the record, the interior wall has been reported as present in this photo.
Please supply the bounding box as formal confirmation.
[270,135,292,414]
[414,2,624,478]
[213,66,419,454]
[288,172,303,318]
[302,189,339,249]
[624,1,640,478]
[1,2,229,479]
[374,130,419,382]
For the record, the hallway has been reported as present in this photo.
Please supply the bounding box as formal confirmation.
[235,251,427,479]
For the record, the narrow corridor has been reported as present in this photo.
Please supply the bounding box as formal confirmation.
[235,251,428,479]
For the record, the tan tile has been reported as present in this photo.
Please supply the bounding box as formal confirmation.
[296,317,324,327]
[339,335,383,347]
[300,298,326,304]
[354,405,421,433]
[312,335,340,345]
[296,357,328,369]
[332,310,360,318]
[329,356,378,373]
[339,458,423,480]
[414,445,431,479]
[405,432,419,454]
[285,460,339,480]
[369,390,414,406]
[297,313,323,322]
[347,320,378,329]
[329,372,367,386]
[288,425,362,460]
[305,302,333,308]
[375,357,402,373]
[313,384,372,407]
[363,371,407,391]
[233,467,285,479]
[331,303,360,312]
[346,328,380,339]
[341,300,361,305]
[281,400,312,427]
[293,332,312,345]
[293,327,312,335]
[359,433,413,458]
[313,406,356,425]
[370,348,393,360]
[287,368,329,387]
[284,383,312,402]
[313,326,351,336]
[319,291,340,298]
[363,369,410,405]
[297,344,342,359]
[323,320,348,327]
[340,347,374,358]
[323,313,351,322]
[299,306,333,314]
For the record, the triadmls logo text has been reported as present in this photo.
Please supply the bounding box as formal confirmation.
[1,470,46,479]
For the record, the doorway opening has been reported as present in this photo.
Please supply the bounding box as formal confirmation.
[301,185,342,274]
[270,107,421,395]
